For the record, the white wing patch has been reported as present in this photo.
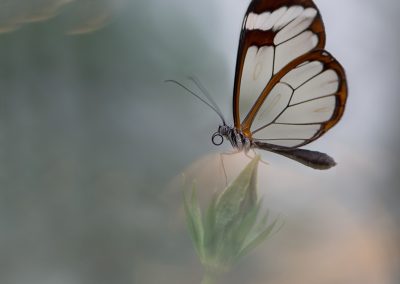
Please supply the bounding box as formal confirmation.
[274,8,318,44]
[246,6,311,33]
[245,6,317,39]
[273,6,304,31]
[246,7,287,31]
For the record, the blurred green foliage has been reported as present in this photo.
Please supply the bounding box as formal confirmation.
[184,156,279,283]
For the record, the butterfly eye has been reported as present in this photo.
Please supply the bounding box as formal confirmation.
[212,132,224,146]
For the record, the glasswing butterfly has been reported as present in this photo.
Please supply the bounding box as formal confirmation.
[169,0,347,170]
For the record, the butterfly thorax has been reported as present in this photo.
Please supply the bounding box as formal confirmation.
[217,125,251,152]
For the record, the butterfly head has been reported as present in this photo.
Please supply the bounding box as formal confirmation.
[212,125,232,146]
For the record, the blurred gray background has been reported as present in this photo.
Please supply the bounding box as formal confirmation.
[0,0,399,283]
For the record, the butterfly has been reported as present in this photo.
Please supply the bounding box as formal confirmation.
[169,0,347,170]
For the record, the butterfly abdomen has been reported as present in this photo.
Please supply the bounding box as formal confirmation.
[254,141,336,170]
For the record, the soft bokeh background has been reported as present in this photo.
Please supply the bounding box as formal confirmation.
[0,0,399,283]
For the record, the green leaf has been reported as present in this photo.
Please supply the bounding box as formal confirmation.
[213,156,260,230]
[203,194,218,257]
[230,201,262,251]
[207,156,262,267]
[239,216,280,258]
[183,185,205,260]
[182,155,283,279]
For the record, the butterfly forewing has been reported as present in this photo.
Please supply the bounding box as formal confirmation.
[233,0,347,149]
[233,0,326,129]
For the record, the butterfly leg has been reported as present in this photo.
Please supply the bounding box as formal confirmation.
[219,150,241,186]
[219,153,228,187]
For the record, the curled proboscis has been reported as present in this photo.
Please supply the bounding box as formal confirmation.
[212,132,224,146]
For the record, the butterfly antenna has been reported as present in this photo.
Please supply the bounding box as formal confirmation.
[187,76,227,125]
[165,80,227,125]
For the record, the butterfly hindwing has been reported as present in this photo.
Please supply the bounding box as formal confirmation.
[250,50,347,148]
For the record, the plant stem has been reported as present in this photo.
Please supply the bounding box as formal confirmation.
[201,271,218,284]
